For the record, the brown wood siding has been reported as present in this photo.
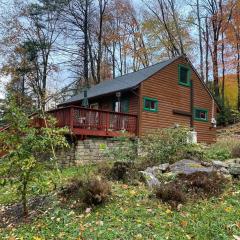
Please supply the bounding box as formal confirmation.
[140,57,216,143]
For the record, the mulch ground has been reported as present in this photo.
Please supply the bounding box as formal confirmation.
[0,195,50,228]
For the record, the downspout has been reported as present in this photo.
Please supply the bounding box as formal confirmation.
[190,79,194,129]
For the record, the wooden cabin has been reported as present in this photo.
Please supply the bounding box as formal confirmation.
[50,55,218,143]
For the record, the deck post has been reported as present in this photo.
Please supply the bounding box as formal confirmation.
[135,116,138,135]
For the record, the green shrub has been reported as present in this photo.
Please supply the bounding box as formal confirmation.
[140,127,191,165]
[104,137,138,163]
[0,98,68,216]
[183,144,207,161]
[215,97,240,126]
[205,147,231,161]
[205,137,240,161]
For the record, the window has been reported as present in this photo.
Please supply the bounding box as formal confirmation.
[178,64,191,87]
[112,98,129,113]
[121,98,129,113]
[143,97,158,112]
[194,108,208,122]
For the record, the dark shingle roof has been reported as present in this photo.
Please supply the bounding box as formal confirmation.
[61,56,181,105]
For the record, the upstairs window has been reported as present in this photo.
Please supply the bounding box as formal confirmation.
[143,97,158,112]
[194,108,208,122]
[178,64,191,87]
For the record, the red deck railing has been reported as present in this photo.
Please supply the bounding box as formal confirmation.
[46,106,138,137]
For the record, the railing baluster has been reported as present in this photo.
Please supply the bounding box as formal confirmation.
[106,112,110,134]
[70,107,74,132]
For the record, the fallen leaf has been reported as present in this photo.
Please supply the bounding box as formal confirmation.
[236,222,240,229]
[166,209,172,214]
[224,207,233,213]
[180,221,188,227]
[85,207,92,213]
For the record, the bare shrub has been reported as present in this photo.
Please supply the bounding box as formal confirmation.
[84,177,111,205]
[231,145,240,158]
[59,176,111,207]
[59,178,83,198]
[155,183,186,206]
[155,172,229,207]
[180,172,228,196]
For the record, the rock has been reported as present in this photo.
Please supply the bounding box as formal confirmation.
[201,161,212,167]
[235,158,240,164]
[169,159,214,175]
[158,163,170,172]
[219,167,230,175]
[212,160,229,169]
[139,171,160,188]
[225,158,240,165]
[145,166,162,176]
[229,164,240,176]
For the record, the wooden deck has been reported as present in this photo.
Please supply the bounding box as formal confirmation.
[41,106,138,137]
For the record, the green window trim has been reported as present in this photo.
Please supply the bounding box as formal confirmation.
[143,97,158,112]
[178,64,191,87]
[194,107,209,122]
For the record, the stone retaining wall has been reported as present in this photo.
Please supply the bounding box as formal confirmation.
[57,138,130,166]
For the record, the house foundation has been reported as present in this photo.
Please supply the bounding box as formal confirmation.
[57,138,130,166]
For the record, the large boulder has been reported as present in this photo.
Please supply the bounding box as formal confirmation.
[229,164,240,176]
[212,160,228,169]
[145,166,162,176]
[225,158,240,165]
[169,159,214,175]
[139,171,160,188]
[158,163,170,172]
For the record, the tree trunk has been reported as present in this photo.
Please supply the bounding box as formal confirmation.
[96,0,107,83]
[169,0,184,54]
[221,31,225,103]
[112,42,116,79]
[237,42,240,110]
[205,17,209,84]
[21,177,29,217]
[197,0,204,80]
[84,0,89,87]
[212,40,219,97]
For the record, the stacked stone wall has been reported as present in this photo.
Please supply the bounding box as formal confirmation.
[57,138,129,166]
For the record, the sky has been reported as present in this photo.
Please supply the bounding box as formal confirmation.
[0,0,194,100]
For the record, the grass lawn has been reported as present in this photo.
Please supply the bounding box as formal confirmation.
[0,166,240,240]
